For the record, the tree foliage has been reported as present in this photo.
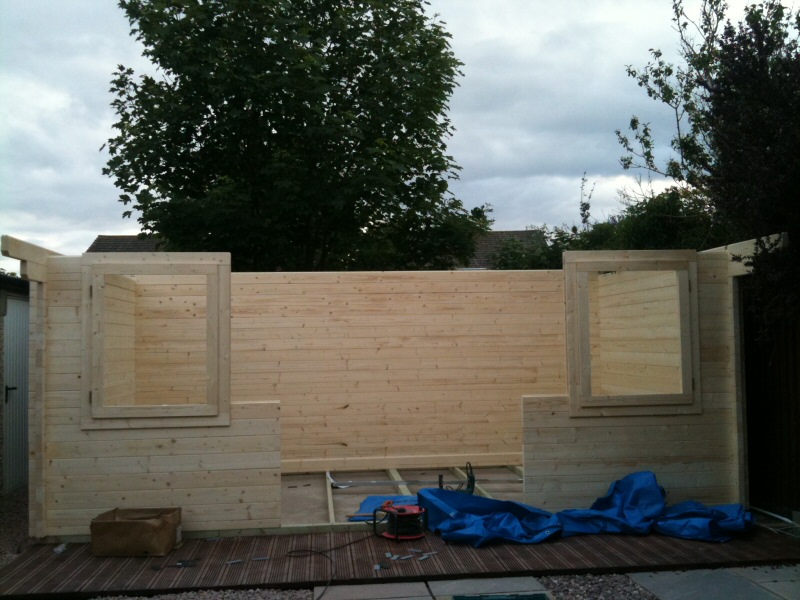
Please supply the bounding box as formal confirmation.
[104,0,490,271]
[495,1,799,330]
[616,0,800,334]
[489,227,560,270]
[490,184,732,271]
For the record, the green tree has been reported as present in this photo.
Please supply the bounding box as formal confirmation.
[617,0,800,333]
[489,227,559,270]
[104,0,489,271]
[494,184,735,271]
[612,187,731,250]
[704,2,800,326]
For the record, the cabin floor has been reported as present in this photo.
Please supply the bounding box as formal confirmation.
[281,465,523,528]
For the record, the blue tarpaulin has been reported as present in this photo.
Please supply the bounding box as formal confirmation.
[654,500,755,542]
[418,488,561,547]
[557,471,666,536]
[348,495,417,522]
[416,471,753,547]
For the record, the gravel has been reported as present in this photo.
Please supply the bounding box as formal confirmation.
[539,574,660,600]
[1,489,660,599]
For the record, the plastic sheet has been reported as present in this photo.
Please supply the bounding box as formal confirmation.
[654,500,755,542]
[416,471,753,547]
[557,471,666,536]
[418,488,561,547]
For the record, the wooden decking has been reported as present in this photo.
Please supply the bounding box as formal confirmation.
[2,526,799,598]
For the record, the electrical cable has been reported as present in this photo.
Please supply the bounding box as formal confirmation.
[749,505,798,526]
[286,516,389,600]
[376,507,426,540]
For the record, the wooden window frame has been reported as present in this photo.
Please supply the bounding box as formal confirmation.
[80,253,231,429]
[564,250,701,417]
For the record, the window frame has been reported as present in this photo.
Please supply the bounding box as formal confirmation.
[564,250,701,417]
[80,253,231,429]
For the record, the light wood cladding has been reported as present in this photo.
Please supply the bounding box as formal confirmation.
[564,250,701,416]
[523,250,742,510]
[134,275,209,406]
[80,255,231,427]
[1,234,61,282]
[590,270,683,395]
[230,270,566,473]
[37,256,277,538]
[100,274,136,406]
[11,236,749,536]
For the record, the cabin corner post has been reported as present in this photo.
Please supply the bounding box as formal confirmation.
[27,278,46,538]
[1,235,61,284]
[0,236,58,537]
[730,274,748,506]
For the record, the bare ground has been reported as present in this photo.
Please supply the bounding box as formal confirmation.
[0,486,29,570]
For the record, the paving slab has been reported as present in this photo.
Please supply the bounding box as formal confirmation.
[629,568,786,600]
[760,579,800,599]
[428,576,547,597]
[732,563,800,599]
[313,581,431,600]
[730,564,800,583]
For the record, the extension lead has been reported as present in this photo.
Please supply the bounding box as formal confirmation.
[372,504,428,541]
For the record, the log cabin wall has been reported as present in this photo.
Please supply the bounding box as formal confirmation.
[590,270,684,396]
[27,249,567,538]
[523,249,743,510]
[37,255,280,538]
[230,270,566,473]
[100,274,136,407]
[1,235,747,537]
[134,274,209,406]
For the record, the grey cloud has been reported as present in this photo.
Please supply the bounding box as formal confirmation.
[0,0,707,270]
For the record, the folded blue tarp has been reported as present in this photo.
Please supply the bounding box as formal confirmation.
[418,488,561,547]
[654,500,755,542]
[416,471,753,547]
[557,471,666,536]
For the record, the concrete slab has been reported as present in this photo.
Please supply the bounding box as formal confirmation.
[761,579,800,599]
[313,581,431,600]
[427,576,547,596]
[730,564,800,583]
[731,564,800,599]
[629,569,785,600]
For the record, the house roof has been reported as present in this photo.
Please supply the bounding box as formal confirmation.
[86,235,162,253]
[467,230,543,269]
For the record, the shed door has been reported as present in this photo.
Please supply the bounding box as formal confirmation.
[3,295,29,493]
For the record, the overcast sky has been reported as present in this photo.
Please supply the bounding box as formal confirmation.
[0,0,747,273]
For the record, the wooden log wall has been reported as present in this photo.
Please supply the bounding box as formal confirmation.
[134,274,209,406]
[1,236,62,538]
[39,257,280,538]
[101,274,136,406]
[590,270,683,395]
[523,250,742,510]
[229,270,566,473]
[5,231,748,535]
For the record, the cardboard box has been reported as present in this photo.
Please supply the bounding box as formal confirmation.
[90,507,182,557]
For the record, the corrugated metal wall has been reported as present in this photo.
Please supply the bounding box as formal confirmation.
[3,293,29,493]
